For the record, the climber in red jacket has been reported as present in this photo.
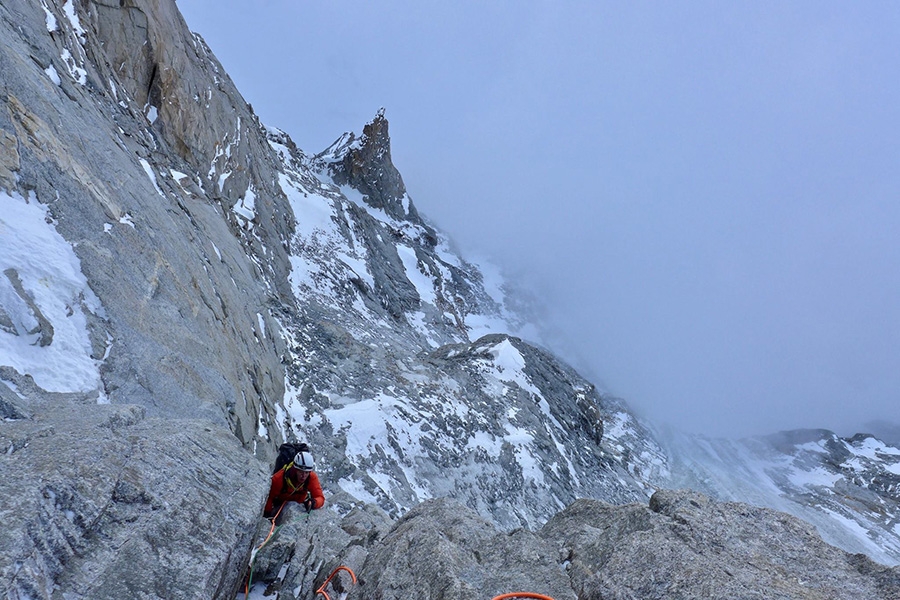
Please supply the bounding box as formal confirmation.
[264,449,325,524]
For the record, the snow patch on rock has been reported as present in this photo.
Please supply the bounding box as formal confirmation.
[0,191,103,393]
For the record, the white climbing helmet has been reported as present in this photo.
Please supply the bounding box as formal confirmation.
[293,451,315,471]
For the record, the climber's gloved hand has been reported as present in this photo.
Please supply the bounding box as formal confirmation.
[303,498,315,513]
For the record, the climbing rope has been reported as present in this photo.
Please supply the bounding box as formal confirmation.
[315,566,357,600]
[244,503,284,599]
[243,504,312,599]
[491,594,556,600]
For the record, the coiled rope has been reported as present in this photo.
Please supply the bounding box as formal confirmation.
[315,566,358,600]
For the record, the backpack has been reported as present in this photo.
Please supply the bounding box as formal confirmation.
[273,442,310,474]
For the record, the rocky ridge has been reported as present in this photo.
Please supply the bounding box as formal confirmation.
[247,491,900,600]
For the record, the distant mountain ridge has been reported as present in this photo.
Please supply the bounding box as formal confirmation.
[661,427,900,566]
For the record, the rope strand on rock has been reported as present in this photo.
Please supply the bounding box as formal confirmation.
[315,566,358,600]
[244,502,286,599]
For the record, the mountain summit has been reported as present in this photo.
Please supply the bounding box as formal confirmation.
[317,108,426,226]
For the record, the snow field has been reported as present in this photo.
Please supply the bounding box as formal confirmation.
[0,191,103,394]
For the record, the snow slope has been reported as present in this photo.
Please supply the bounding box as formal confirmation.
[0,190,104,396]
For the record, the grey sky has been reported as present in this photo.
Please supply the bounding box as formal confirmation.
[177,0,900,438]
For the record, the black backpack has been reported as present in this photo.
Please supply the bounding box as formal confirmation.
[273,442,310,474]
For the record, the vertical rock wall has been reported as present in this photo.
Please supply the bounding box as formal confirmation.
[0,0,300,596]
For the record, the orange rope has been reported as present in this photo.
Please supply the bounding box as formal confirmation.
[244,503,286,598]
[265,504,285,539]
[491,594,556,600]
[315,566,357,600]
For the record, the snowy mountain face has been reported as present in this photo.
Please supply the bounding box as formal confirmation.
[262,110,669,528]
[1,0,898,598]
[263,87,900,568]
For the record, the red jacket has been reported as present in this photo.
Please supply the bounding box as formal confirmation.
[264,468,325,515]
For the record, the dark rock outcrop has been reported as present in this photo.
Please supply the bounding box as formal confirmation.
[318,108,427,227]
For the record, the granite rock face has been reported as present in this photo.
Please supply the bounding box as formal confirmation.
[541,490,900,600]
[0,0,287,440]
[1,0,288,597]
[0,367,268,599]
[347,498,576,600]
